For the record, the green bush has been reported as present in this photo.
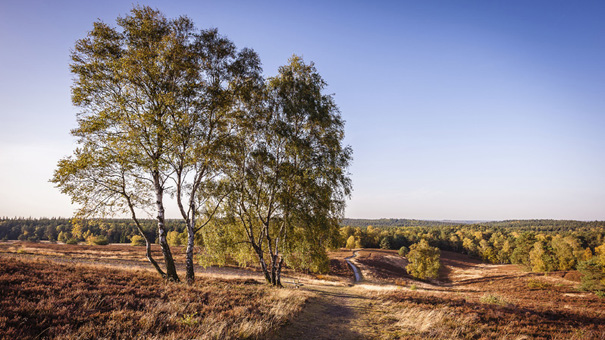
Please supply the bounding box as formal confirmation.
[406,239,440,280]
[65,238,78,245]
[130,235,146,246]
[379,237,391,250]
[398,246,409,257]
[527,278,551,290]
[578,259,605,291]
[88,235,109,246]
[345,235,356,249]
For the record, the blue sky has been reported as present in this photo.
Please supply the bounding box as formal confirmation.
[1,1,604,220]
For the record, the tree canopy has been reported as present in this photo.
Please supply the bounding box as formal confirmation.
[52,6,352,286]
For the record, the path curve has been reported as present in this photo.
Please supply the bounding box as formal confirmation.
[345,250,362,282]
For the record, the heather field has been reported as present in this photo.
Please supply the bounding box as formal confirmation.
[349,250,605,339]
[2,242,605,339]
[0,244,309,340]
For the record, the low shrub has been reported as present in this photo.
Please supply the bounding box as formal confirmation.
[527,279,551,290]
[480,294,509,306]
[87,235,109,246]
[130,235,146,246]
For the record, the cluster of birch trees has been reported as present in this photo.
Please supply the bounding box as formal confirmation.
[52,6,351,286]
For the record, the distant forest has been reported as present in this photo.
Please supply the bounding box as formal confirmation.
[342,218,454,228]
[0,218,185,244]
[3,216,605,288]
[339,219,605,291]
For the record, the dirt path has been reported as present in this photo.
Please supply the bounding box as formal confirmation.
[345,250,362,282]
[271,283,380,340]
[272,253,387,340]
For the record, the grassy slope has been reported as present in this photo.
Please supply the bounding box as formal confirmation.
[343,249,605,339]
[3,242,605,339]
[0,255,309,340]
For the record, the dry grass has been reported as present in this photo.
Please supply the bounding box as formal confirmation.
[0,255,310,340]
[343,249,605,339]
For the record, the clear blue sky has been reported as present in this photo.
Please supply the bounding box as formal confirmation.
[1,0,604,220]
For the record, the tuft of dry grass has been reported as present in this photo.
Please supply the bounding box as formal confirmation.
[479,293,510,306]
[0,255,310,340]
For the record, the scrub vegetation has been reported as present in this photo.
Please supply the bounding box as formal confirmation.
[0,255,309,340]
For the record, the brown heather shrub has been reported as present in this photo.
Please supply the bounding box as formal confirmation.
[371,287,605,339]
[0,255,309,340]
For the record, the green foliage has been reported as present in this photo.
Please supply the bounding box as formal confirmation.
[336,219,605,275]
[130,235,145,246]
[379,237,391,250]
[529,241,557,272]
[398,246,409,257]
[551,235,577,270]
[87,235,109,246]
[180,312,199,326]
[65,238,78,245]
[58,231,70,243]
[213,55,352,285]
[345,235,356,249]
[167,231,187,246]
[0,217,177,244]
[578,258,605,292]
[527,279,552,290]
[406,239,441,280]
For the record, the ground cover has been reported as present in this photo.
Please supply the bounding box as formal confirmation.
[3,242,605,339]
[0,253,309,339]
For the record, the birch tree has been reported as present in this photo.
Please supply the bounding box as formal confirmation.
[217,55,352,286]
[55,6,203,281]
[167,30,263,283]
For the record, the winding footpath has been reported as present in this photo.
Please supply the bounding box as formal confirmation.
[345,250,362,282]
[272,250,379,340]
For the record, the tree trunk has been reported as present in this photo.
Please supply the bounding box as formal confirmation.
[270,255,284,287]
[276,257,284,287]
[154,174,180,282]
[185,222,195,284]
[126,199,166,278]
[254,247,272,284]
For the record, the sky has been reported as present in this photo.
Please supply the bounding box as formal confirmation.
[0,0,604,221]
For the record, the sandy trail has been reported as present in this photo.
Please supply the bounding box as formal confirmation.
[272,251,389,340]
[345,250,363,282]
[271,283,379,340]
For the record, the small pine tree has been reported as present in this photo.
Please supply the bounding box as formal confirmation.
[578,258,605,291]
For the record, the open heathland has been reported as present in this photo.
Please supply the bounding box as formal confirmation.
[0,251,309,340]
[325,249,605,339]
[2,242,605,339]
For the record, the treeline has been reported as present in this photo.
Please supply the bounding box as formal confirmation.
[0,218,185,244]
[342,218,453,228]
[341,220,605,291]
[482,219,605,232]
[343,218,605,232]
